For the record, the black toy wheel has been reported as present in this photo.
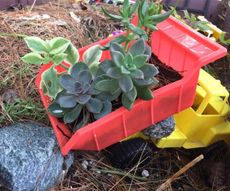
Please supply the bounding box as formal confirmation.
[105,138,153,170]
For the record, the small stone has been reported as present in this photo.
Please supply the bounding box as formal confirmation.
[81,160,89,170]
[143,116,175,139]
[0,122,74,191]
[141,169,150,177]
[96,170,101,174]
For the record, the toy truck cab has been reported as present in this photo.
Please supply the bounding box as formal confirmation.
[156,69,230,148]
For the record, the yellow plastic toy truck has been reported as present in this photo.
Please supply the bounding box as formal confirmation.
[156,69,230,148]
[107,69,230,169]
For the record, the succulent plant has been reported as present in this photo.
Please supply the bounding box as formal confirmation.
[95,39,159,110]
[48,62,112,125]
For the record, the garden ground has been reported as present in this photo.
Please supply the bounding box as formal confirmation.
[0,0,229,190]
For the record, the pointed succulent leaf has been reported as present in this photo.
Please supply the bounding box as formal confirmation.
[131,69,144,79]
[70,62,88,80]
[144,44,151,58]
[83,45,102,66]
[144,23,158,31]
[100,60,114,73]
[133,55,148,68]
[141,0,148,15]
[76,94,91,104]
[24,36,49,53]
[94,100,112,120]
[41,66,61,99]
[140,64,159,78]
[129,39,145,56]
[95,79,119,94]
[128,24,147,40]
[125,87,137,102]
[57,95,77,108]
[48,102,64,118]
[119,75,133,93]
[121,65,131,74]
[21,52,44,64]
[136,86,153,100]
[150,10,172,24]
[129,0,139,16]
[86,98,103,114]
[101,7,123,20]
[77,70,92,84]
[124,53,133,65]
[110,43,125,55]
[52,53,67,65]
[49,37,70,55]
[122,93,134,110]
[106,67,122,79]
[133,78,155,86]
[65,44,79,65]
[64,104,83,123]
[111,50,124,67]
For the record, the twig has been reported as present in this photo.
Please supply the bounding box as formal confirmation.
[29,0,38,12]
[156,154,204,191]
[0,32,27,38]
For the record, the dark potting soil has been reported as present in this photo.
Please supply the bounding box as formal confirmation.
[67,54,182,133]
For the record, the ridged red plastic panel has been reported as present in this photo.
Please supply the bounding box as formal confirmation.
[35,16,226,155]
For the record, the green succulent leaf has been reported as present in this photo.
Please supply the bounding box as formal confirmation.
[150,10,172,24]
[128,24,148,39]
[95,79,119,94]
[75,94,91,104]
[64,104,83,123]
[48,102,64,118]
[136,86,153,100]
[144,45,151,58]
[65,44,79,65]
[49,37,70,55]
[140,64,159,78]
[52,53,67,65]
[110,43,125,55]
[24,36,49,53]
[86,98,103,113]
[119,75,133,93]
[111,50,125,67]
[133,55,148,68]
[125,87,137,102]
[60,74,77,92]
[101,7,123,20]
[100,60,114,73]
[133,78,156,86]
[57,95,77,108]
[121,65,131,74]
[130,69,144,79]
[70,62,88,80]
[83,45,102,66]
[129,39,145,56]
[21,52,44,64]
[41,66,61,99]
[141,0,148,15]
[94,100,112,120]
[106,67,122,79]
[77,70,93,84]
[122,93,133,110]
[124,53,133,65]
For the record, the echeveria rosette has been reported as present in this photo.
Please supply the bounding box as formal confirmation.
[48,62,112,125]
[95,39,159,110]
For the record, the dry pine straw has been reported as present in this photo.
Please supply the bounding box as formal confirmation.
[0,1,121,125]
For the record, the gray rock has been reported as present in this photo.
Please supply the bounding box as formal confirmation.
[0,122,74,191]
[143,116,175,139]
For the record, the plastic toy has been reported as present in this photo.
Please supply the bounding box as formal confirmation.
[107,69,230,169]
[36,15,226,156]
